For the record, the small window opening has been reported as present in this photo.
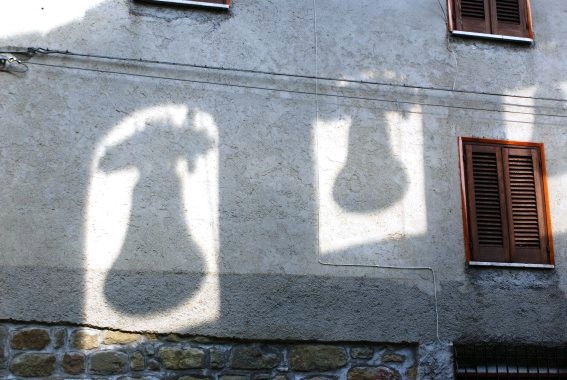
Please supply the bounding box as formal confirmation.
[455,343,567,379]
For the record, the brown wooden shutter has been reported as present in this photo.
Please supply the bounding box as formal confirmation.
[502,147,548,263]
[451,0,532,39]
[465,144,510,262]
[454,0,492,34]
[490,0,529,38]
[461,139,552,265]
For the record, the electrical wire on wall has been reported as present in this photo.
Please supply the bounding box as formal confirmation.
[4,46,567,105]
[4,60,566,123]
[0,44,448,343]
[310,0,441,344]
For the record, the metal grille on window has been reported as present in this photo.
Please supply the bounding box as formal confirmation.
[454,343,567,379]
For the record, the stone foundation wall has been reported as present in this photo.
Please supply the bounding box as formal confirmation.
[0,322,418,379]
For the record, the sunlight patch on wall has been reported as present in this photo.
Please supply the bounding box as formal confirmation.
[0,0,106,38]
[548,84,567,235]
[86,168,139,268]
[561,82,567,98]
[360,69,400,81]
[177,111,220,277]
[502,86,536,141]
[548,172,567,235]
[316,105,426,264]
[84,105,220,329]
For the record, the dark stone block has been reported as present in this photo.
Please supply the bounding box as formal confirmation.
[347,366,400,380]
[10,353,56,377]
[290,345,348,371]
[11,328,50,350]
[62,352,85,374]
[230,344,281,370]
[89,351,128,375]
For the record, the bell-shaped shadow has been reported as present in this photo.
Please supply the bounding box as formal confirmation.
[333,109,408,213]
[100,116,214,315]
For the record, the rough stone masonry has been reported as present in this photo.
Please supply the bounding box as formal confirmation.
[0,322,417,379]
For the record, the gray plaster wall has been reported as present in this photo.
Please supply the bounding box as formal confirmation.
[0,0,566,350]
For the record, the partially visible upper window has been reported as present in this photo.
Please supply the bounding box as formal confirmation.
[136,0,231,10]
[459,138,554,268]
[448,0,533,42]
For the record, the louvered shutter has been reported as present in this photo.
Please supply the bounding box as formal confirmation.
[490,0,529,38]
[502,147,548,263]
[454,0,492,34]
[465,144,510,262]
[462,140,551,265]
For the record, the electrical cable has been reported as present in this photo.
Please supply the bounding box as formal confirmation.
[436,0,448,25]
[24,61,567,121]
[310,0,441,344]
[2,46,566,105]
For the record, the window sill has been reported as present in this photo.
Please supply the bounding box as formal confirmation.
[451,30,533,44]
[468,261,554,269]
[137,0,230,9]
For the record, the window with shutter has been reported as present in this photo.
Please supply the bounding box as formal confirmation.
[459,138,554,267]
[135,0,231,9]
[448,0,533,42]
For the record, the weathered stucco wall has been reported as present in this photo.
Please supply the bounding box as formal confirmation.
[0,0,566,351]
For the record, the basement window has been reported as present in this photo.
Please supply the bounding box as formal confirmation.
[448,0,534,43]
[135,0,231,9]
[459,138,554,268]
[454,343,567,378]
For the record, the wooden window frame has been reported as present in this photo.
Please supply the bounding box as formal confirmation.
[135,0,231,10]
[458,137,554,268]
[447,0,534,43]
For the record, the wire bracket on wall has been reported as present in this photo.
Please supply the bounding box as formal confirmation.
[0,55,29,74]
